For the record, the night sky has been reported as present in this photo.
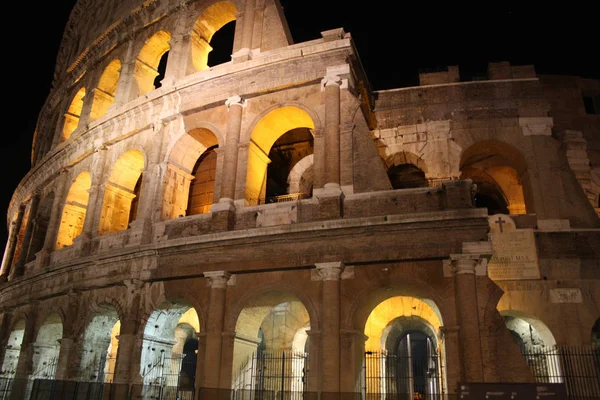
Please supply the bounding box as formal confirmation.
[1,2,598,246]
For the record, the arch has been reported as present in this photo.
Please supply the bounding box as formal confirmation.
[62,87,86,140]
[499,310,557,349]
[31,313,62,379]
[245,106,316,205]
[287,154,313,195]
[460,140,527,215]
[56,171,91,249]
[0,318,26,379]
[27,192,55,263]
[98,150,145,235]
[163,128,220,219]
[191,1,238,72]
[90,59,121,121]
[134,30,171,96]
[385,151,429,174]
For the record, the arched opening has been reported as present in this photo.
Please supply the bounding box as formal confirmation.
[90,59,121,121]
[62,87,86,141]
[31,313,62,380]
[140,302,200,399]
[56,172,91,249]
[232,292,311,396]
[287,155,314,199]
[78,305,120,383]
[0,319,26,380]
[10,208,30,271]
[388,164,427,189]
[460,140,527,215]
[500,311,561,383]
[134,30,171,96]
[246,107,315,205]
[26,193,55,263]
[98,150,144,235]
[363,296,445,399]
[164,129,220,219]
[191,2,237,72]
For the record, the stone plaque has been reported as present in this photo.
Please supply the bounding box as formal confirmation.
[550,288,583,303]
[488,228,540,281]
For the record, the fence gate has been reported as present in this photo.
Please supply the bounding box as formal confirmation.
[364,350,445,400]
[234,351,309,400]
[142,353,195,400]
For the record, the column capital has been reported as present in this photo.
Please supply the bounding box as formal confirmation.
[204,271,232,288]
[225,95,246,109]
[446,254,489,276]
[321,64,352,91]
[315,261,344,281]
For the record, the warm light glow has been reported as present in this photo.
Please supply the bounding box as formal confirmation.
[105,321,121,383]
[191,2,237,72]
[90,59,121,121]
[63,87,86,140]
[99,150,144,234]
[56,172,91,249]
[364,296,441,352]
[245,107,315,204]
[135,30,171,95]
[177,308,200,332]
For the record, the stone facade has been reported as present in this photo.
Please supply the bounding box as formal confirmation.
[1,0,599,398]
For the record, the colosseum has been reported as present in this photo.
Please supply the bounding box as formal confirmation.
[1,0,599,399]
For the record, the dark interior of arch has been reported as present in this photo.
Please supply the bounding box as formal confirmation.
[473,181,509,215]
[266,128,313,201]
[208,20,236,67]
[592,317,600,349]
[388,164,427,189]
[128,174,143,225]
[154,51,170,89]
[27,193,55,262]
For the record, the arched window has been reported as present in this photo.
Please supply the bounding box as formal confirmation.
[90,59,121,121]
[62,87,86,140]
[56,172,91,249]
[388,164,427,189]
[191,2,237,72]
[98,150,144,234]
[134,30,171,96]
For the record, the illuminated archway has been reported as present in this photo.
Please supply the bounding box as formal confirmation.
[79,305,120,383]
[232,291,311,394]
[246,107,315,205]
[56,172,91,249]
[62,87,86,140]
[140,302,200,397]
[363,296,445,399]
[134,30,171,96]
[0,319,26,380]
[163,128,220,219]
[191,2,237,72]
[98,150,144,235]
[31,313,62,380]
[90,59,121,121]
[460,140,527,215]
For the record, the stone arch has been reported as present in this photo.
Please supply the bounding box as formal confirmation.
[0,318,26,379]
[381,315,440,353]
[229,283,317,391]
[98,149,145,235]
[31,313,63,379]
[191,1,238,72]
[460,140,528,215]
[287,154,313,195]
[385,151,429,189]
[62,87,86,141]
[499,310,557,349]
[245,105,317,205]
[56,171,91,249]
[27,192,55,263]
[163,128,221,219]
[89,59,121,121]
[134,30,172,96]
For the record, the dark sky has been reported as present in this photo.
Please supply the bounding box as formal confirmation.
[1,2,598,247]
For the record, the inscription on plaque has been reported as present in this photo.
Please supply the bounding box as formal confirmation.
[488,215,540,281]
[550,288,583,303]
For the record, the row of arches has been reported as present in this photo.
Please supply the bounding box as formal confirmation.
[60,1,238,142]
[3,286,595,397]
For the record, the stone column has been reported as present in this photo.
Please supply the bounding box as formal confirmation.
[315,262,344,394]
[37,170,69,267]
[211,97,245,230]
[163,28,192,85]
[202,271,231,388]
[11,193,41,278]
[339,330,367,393]
[195,332,206,394]
[440,325,461,394]
[450,254,485,382]
[54,337,76,380]
[112,38,137,108]
[113,280,145,388]
[10,306,37,399]
[0,206,25,282]
[322,75,341,188]
[232,0,256,61]
[76,146,109,253]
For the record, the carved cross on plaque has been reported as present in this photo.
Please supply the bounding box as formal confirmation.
[495,216,506,233]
